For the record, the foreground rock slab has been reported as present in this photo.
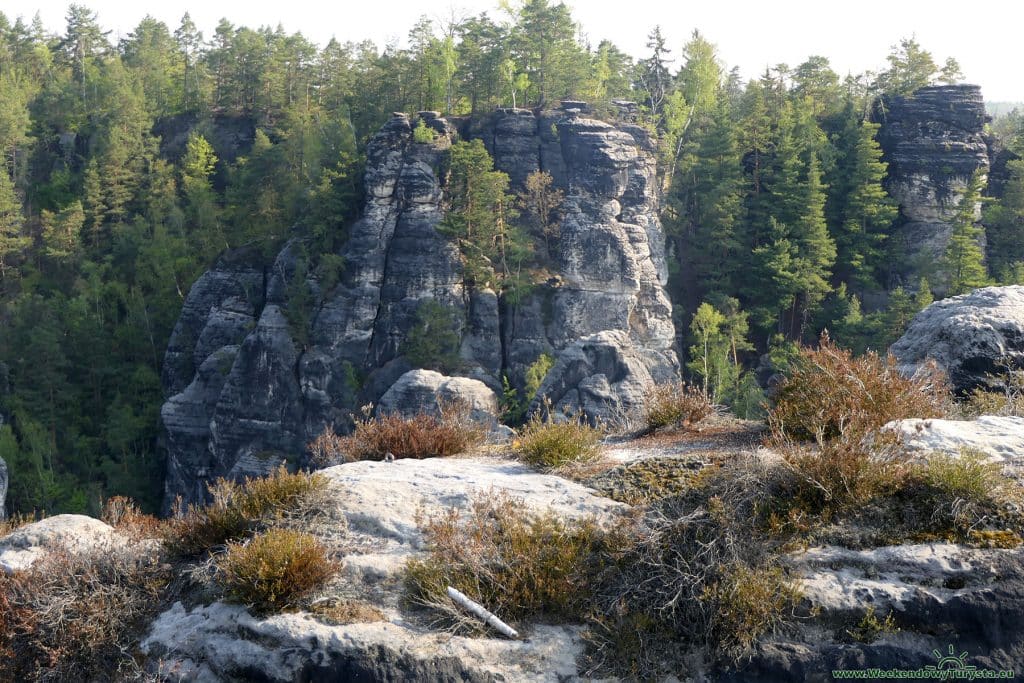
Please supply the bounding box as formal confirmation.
[143,602,590,683]
[888,415,1024,465]
[142,455,624,682]
[322,455,626,581]
[721,543,1024,680]
[0,514,124,573]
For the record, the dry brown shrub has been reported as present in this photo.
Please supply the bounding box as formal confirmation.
[330,402,485,461]
[217,529,339,614]
[774,428,910,512]
[643,382,712,432]
[0,542,172,682]
[586,457,802,678]
[405,493,628,630]
[311,598,386,625]
[101,496,165,541]
[0,512,36,538]
[308,425,349,467]
[768,332,950,442]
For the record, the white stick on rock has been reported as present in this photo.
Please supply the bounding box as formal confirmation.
[446,586,519,639]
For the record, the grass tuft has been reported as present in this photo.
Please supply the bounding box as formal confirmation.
[405,493,627,630]
[166,465,328,557]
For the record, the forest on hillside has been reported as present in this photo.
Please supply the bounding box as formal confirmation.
[0,2,1023,516]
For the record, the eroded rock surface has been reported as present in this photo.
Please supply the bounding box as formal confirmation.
[161,107,678,508]
[890,285,1024,392]
[322,455,626,581]
[727,544,1024,679]
[0,514,125,573]
[142,602,587,683]
[875,84,990,289]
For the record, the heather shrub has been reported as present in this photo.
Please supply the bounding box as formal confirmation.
[899,448,1022,539]
[328,402,485,461]
[167,466,328,557]
[101,495,165,540]
[0,543,171,682]
[586,459,802,678]
[217,529,339,614]
[516,412,603,469]
[643,381,712,432]
[308,424,348,467]
[405,494,627,629]
[768,332,950,441]
[775,428,910,512]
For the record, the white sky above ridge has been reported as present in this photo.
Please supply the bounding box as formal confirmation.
[12,0,1024,103]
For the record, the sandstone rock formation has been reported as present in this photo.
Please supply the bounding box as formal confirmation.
[726,543,1024,680]
[160,106,678,508]
[376,369,499,426]
[875,84,990,289]
[144,602,583,682]
[0,514,126,573]
[890,285,1024,392]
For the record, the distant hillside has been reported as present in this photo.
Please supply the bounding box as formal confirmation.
[987,101,1024,118]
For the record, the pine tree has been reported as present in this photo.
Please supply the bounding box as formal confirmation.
[439,139,524,293]
[943,170,989,295]
[677,96,744,297]
[174,13,203,112]
[790,153,836,337]
[82,157,106,248]
[0,167,28,281]
[833,119,897,290]
[635,26,672,117]
[41,200,85,261]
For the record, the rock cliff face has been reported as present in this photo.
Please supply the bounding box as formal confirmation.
[160,105,679,509]
[875,84,991,289]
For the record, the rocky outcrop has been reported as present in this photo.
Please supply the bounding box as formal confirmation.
[890,285,1024,392]
[876,84,990,289]
[886,415,1024,486]
[529,330,658,422]
[728,543,1024,679]
[144,602,591,682]
[376,370,499,426]
[0,514,126,573]
[142,454,624,682]
[160,106,678,508]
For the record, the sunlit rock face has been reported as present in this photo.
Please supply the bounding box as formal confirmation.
[159,105,679,510]
[890,285,1024,393]
[875,84,991,291]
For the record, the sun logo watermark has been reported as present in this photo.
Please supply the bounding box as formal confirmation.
[926,645,977,674]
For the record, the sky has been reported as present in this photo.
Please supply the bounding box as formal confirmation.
[13,0,1024,102]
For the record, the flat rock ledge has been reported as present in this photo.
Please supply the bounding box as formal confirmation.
[142,455,625,682]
